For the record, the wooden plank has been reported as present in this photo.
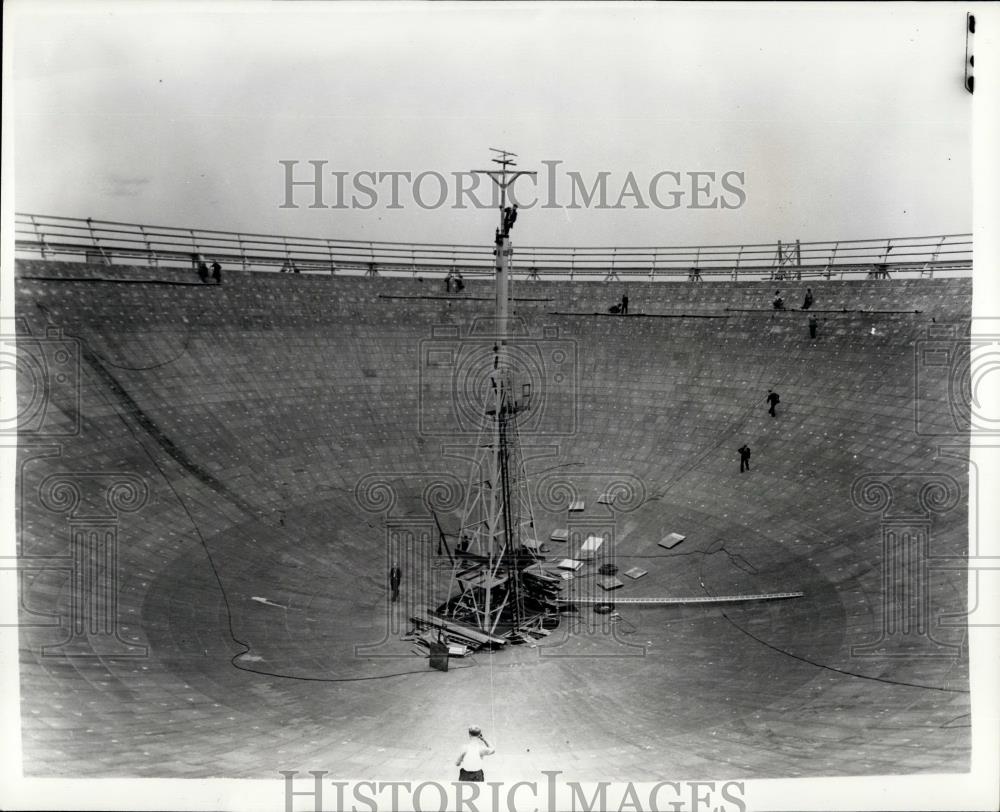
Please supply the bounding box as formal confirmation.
[410,610,507,646]
[521,537,543,553]
[457,568,509,589]
[579,535,603,559]
[658,532,686,549]
[522,563,562,584]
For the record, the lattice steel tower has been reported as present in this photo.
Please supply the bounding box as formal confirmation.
[438,150,545,639]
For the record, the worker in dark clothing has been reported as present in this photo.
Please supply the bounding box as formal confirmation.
[808,314,818,339]
[502,204,518,236]
[211,260,222,284]
[389,562,402,602]
[197,260,209,283]
[772,291,785,310]
[621,293,629,315]
[802,288,814,309]
[766,389,780,417]
[738,444,751,473]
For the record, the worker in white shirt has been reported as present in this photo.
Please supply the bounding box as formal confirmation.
[456,726,495,782]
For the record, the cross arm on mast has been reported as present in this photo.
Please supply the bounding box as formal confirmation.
[471,171,538,184]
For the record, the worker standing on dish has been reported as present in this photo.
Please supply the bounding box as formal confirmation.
[456,726,495,782]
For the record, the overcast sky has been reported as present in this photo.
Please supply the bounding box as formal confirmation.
[9,1,974,248]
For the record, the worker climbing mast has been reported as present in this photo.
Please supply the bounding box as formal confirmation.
[433,150,558,643]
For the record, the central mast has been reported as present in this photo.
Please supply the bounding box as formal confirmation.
[431,150,557,645]
[481,149,534,633]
